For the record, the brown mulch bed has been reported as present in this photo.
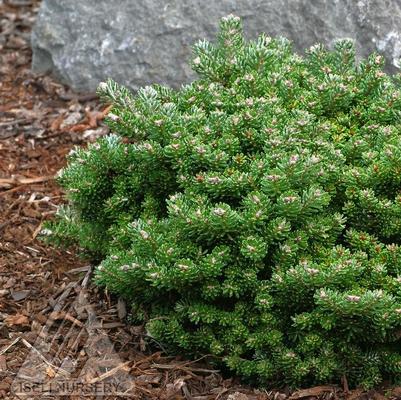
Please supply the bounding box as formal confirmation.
[0,1,400,399]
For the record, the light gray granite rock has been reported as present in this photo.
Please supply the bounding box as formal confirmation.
[31,0,401,93]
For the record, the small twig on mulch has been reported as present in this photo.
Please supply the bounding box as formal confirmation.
[0,175,54,190]
[88,360,131,384]
[152,363,220,374]
[0,338,21,357]
[20,338,70,377]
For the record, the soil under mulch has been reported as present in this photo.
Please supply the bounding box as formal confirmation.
[0,1,400,399]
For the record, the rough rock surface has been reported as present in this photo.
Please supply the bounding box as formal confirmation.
[32,0,401,93]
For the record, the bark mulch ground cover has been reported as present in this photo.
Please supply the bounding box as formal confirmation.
[0,1,400,399]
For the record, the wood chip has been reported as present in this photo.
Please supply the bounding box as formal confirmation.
[290,386,337,399]
[10,290,30,301]
[49,311,84,327]
[4,313,29,326]
[0,355,7,372]
[117,298,127,320]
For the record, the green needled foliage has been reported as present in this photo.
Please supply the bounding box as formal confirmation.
[45,15,401,389]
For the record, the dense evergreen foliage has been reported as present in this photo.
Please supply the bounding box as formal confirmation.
[45,16,401,388]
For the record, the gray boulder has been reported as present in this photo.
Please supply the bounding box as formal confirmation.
[31,0,401,93]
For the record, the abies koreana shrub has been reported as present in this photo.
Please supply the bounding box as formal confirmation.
[46,16,401,388]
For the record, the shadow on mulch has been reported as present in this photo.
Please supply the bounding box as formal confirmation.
[0,1,400,399]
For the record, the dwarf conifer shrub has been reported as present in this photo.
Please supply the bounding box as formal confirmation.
[46,16,401,388]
